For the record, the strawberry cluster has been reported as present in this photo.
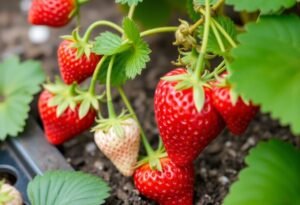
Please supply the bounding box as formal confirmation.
[28,0,259,204]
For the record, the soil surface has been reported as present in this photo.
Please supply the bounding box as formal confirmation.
[1,1,299,205]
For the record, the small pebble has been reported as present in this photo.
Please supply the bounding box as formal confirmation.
[94,160,104,171]
[241,137,256,151]
[28,26,50,44]
[208,169,218,177]
[218,176,230,185]
[85,142,97,155]
[117,189,128,201]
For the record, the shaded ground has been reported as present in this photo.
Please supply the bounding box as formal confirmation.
[0,1,299,204]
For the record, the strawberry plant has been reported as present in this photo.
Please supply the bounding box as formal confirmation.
[24,0,300,204]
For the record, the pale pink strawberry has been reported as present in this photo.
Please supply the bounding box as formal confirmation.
[0,182,23,205]
[94,118,140,176]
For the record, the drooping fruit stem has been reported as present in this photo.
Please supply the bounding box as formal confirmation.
[210,20,226,53]
[212,18,237,48]
[106,56,117,118]
[117,87,154,156]
[88,56,107,95]
[82,21,124,43]
[128,5,136,19]
[194,0,211,80]
[141,27,178,37]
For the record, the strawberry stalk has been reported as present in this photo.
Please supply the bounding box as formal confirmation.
[117,87,155,156]
[128,5,136,19]
[212,18,237,48]
[106,56,117,118]
[211,20,226,53]
[88,56,107,95]
[140,27,178,37]
[194,0,211,80]
[82,21,124,43]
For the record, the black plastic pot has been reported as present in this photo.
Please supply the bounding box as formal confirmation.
[0,117,72,204]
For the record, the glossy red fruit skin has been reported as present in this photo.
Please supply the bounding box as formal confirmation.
[28,0,75,27]
[212,86,259,135]
[58,40,101,84]
[134,158,194,205]
[154,68,225,166]
[38,90,96,145]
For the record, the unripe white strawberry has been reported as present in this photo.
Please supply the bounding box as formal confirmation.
[0,182,23,205]
[94,118,140,176]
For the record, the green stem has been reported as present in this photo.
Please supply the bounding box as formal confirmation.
[82,21,123,43]
[212,18,237,48]
[88,56,107,94]
[210,20,226,53]
[128,5,136,19]
[212,0,224,10]
[117,87,154,155]
[206,60,226,79]
[141,27,178,37]
[189,18,204,33]
[194,0,211,80]
[106,56,116,118]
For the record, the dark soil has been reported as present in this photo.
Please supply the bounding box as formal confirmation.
[1,1,299,205]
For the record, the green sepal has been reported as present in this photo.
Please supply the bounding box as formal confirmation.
[193,84,205,112]
[92,110,131,138]
[229,88,239,106]
[44,79,79,118]
[75,91,105,119]
[136,137,167,172]
[162,71,209,112]
[61,29,94,59]
[0,181,13,204]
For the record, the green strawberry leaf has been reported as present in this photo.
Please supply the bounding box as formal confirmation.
[115,0,143,6]
[198,16,237,55]
[97,39,151,85]
[187,0,201,21]
[123,18,140,43]
[97,55,128,86]
[27,171,111,205]
[229,15,300,134]
[225,0,297,14]
[223,139,300,205]
[0,57,44,140]
[123,39,151,79]
[92,32,131,56]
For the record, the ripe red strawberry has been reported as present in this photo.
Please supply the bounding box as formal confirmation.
[154,68,225,166]
[212,85,259,135]
[94,118,140,176]
[38,90,96,145]
[134,157,194,205]
[28,0,76,27]
[58,40,101,84]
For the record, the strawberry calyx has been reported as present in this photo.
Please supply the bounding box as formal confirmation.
[61,29,93,59]
[75,89,105,119]
[44,78,100,118]
[162,69,210,112]
[91,110,132,138]
[44,78,78,117]
[136,138,167,171]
